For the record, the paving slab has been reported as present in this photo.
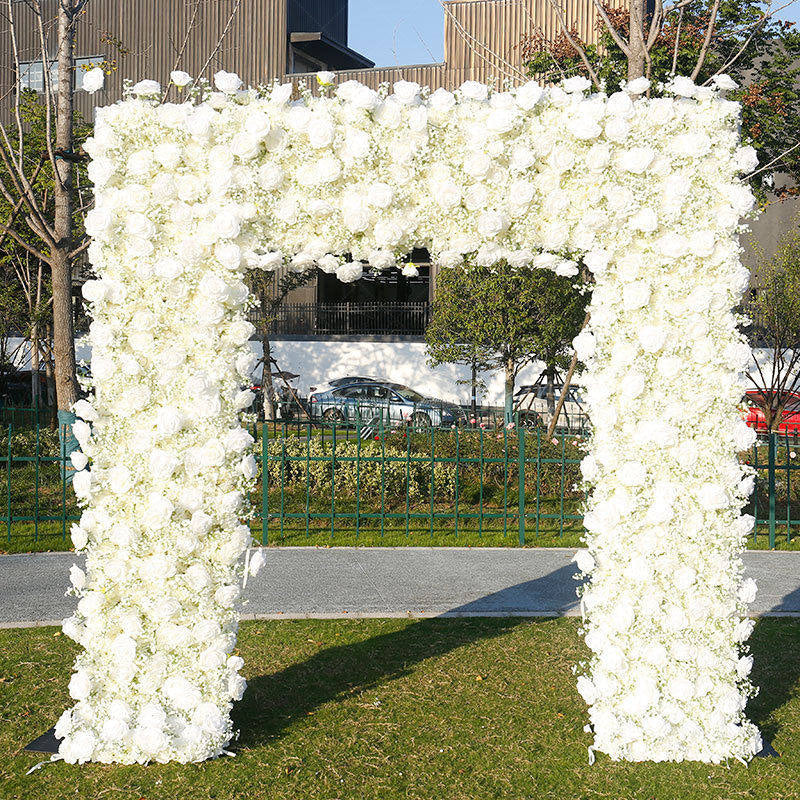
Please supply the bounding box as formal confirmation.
[0,548,799,627]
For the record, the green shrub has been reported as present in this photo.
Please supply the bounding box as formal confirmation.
[265,436,457,501]
[0,427,62,459]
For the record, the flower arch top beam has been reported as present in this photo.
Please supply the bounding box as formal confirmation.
[63,73,760,765]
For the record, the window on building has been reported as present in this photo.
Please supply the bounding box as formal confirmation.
[288,46,327,75]
[317,265,430,305]
[19,56,103,93]
[314,262,431,336]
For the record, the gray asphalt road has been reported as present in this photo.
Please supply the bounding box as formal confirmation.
[1,548,799,627]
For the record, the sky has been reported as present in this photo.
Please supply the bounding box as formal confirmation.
[348,0,445,67]
[348,0,800,69]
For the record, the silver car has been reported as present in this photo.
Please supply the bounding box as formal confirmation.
[309,380,466,428]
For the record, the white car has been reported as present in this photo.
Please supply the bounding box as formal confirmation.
[514,382,587,433]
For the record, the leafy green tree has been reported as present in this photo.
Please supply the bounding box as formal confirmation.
[0,90,91,410]
[0,0,94,437]
[426,263,586,424]
[0,261,27,402]
[247,269,316,420]
[525,0,800,196]
[744,221,800,431]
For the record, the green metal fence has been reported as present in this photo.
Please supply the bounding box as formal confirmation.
[744,430,800,547]
[1,404,798,551]
[257,416,585,546]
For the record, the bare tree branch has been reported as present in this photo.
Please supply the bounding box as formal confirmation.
[690,0,721,80]
[162,0,203,102]
[592,0,632,56]
[671,6,684,74]
[197,0,243,80]
[543,0,602,88]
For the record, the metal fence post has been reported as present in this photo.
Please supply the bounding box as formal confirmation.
[517,414,525,546]
[769,431,777,549]
[262,422,268,545]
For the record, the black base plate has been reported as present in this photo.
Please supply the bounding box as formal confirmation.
[25,727,61,754]
[755,740,780,758]
[23,725,779,760]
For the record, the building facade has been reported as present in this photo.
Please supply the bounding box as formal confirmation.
[3,1,790,404]
[4,0,626,342]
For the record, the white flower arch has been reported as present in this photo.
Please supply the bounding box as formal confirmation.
[60,73,762,765]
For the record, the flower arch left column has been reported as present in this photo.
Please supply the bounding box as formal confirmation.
[56,100,259,764]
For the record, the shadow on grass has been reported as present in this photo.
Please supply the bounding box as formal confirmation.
[234,615,536,749]
[234,564,581,748]
[748,617,800,745]
[235,599,800,752]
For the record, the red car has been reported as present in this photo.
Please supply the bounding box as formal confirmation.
[745,390,800,434]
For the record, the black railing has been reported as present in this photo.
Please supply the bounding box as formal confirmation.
[250,301,431,337]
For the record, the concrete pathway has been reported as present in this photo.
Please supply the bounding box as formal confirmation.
[1,548,799,627]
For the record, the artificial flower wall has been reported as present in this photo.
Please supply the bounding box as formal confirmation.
[61,71,759,764]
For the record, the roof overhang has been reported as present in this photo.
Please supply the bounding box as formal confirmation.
[290,31,375,70]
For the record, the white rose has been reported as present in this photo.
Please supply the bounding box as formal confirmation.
[606,92,633,116]
[619,146,655,173]
[72,469,92,499]
[131,79,160,96]
[170,70,192,87]
[515,81,543,110]
[573,549,595,573]
[71,524,88,550]
[712,73,738,91]
[393,80,421,105]
[630,207,658,232]
[144,492,174,528]
[214,70,242,94]
[567,114,601,140]
[669,76,697,97]
[81,66,104,94]
[459,81,488,101]
[429,87,455,112]
[68,670,91,700]
[656,232,688,259]
[367,182,394,208]
[738,577,758,604]
[477,211,508,239]
[624,76,650,95]
[316,70,336,86]
[699,482,728,510]
[622,280,651,310]
[619,461,646,486]
[125,212,155,239]
[214,584,241,608]
[563,76,591,94]
[234,389,255,410]
[573,329,596,360]
[336,261,363,283]
[185,105,215,138]
[734,146,758,174]
[736,655,754,678]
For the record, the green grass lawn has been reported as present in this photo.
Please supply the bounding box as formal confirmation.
[2,618,800,799]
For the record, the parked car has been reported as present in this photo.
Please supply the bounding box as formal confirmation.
[744,390,800,435]
[309,380,467,427]
[514,381,587,433]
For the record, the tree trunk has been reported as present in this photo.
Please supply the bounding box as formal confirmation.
[471,360,478,423]
[45,324,56,428]
[261,334,276,421]
[30,321,40,407]
[52,3,79,472]
[628,0,647,80]
[504,357,514,425]
[52,3,79,415]
[546,368,556,417]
